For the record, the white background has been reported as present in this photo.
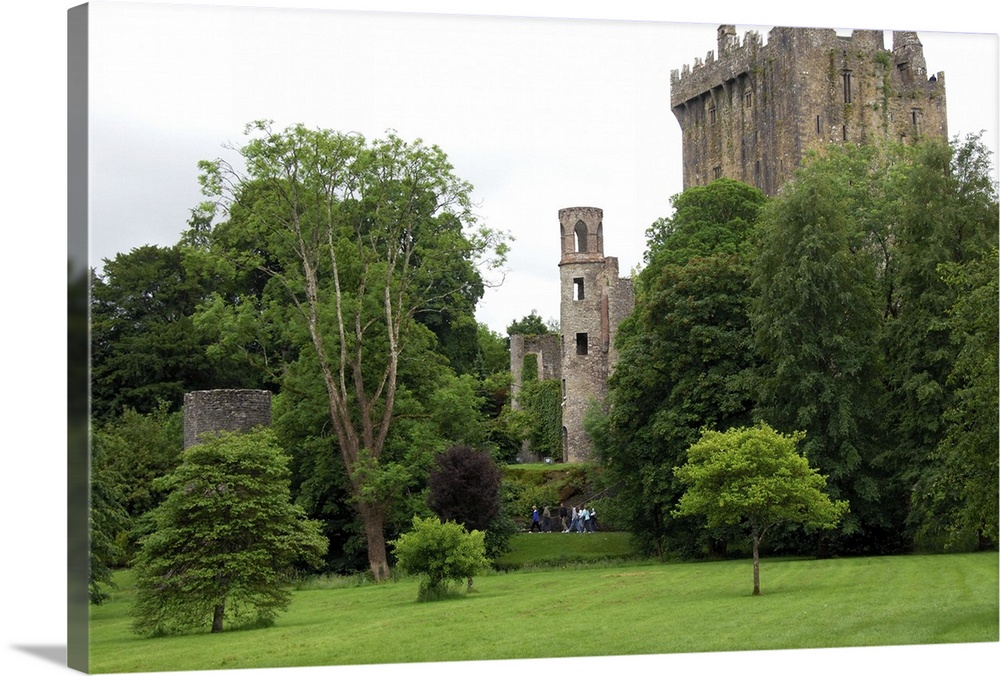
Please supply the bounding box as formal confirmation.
[2,2,998,675]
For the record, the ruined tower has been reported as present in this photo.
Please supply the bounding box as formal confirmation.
[670,25,948,195]
[183,389,273,449]
[557,207,634,462]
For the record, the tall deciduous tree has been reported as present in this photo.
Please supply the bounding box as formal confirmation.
[674,423,848,595]
[196,121,507,580]
[750,148,890,552]
[593,178,765,557]
[131,429,326,636]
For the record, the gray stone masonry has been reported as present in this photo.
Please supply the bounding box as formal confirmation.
[671,25,947,195]
[183,389,273,449]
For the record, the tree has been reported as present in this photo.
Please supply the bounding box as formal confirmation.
[428,445,502,530]
[879,135,999,546]
[506,310,549,337]
[750,147,891,553]
[196,121,508,580]
[914,248,999,547]
[130,429,327,636]
[391,516,489,601]
[427,445,513,558]
[90,243,264,425]
[673,423,848,596]
[89,436,130,604]
[593,178,765,557]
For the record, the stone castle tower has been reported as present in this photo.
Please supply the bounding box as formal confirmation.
[671,25,948,195]
[508,208,634,463]
[557,207,634,462]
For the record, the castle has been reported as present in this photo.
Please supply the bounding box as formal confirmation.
[512,23,948,463]
[671,25,948,195]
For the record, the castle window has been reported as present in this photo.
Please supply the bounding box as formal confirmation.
[709,105,717,125]
[744,91,752,107]
[843,125,848,141]
[576,333,588,356]
[842,71,853,104]
[911,108,921,134]
[573,277,585,301]
[713,166,722,180]
[816,115,822,135]
[574,220,588,253]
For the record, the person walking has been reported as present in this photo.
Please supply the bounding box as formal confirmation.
[580,505,590,533]
[559,502,569,532]
[542,505,552,532]
[529,505,541,532]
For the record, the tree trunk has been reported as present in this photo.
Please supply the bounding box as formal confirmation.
[752,533,761,596]
[212,601,225,633]
[358,501,390,581]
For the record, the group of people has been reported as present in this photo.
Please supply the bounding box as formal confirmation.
[528,502,597,533]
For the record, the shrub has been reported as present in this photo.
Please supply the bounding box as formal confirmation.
[391,516,489,601]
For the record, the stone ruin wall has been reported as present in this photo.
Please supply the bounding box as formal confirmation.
[183,389,273,449]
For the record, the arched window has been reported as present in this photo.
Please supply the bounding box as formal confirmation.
[574,220,588,253]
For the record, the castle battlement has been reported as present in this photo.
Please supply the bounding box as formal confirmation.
[670,24,947,195]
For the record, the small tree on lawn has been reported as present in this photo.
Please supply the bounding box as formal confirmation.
[131,429,327,636]
[391,516,488,601]
[673,423,848,595]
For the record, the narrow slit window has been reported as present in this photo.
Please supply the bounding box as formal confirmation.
[576,333,588,356]
[816,115,822,134]
[573,277,585,301]
[842,71,853,103]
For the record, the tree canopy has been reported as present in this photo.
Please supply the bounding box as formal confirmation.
[674,423,848,595]
[194,121,509,580]
[130,429,327,636]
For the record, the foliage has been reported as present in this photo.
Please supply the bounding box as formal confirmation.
[130,429,327,636]
[750,145,889,551]
[91,403,185,521]
[391,516,489,600]
[594,178,765,558]
[673,423,849,594]
[913,248,999,547]
[89,435,130,604]
[90,244,255,424]
[427,445,503,532]
[506,310,550,336]
[879,135,999,546]
[196,121,509,580]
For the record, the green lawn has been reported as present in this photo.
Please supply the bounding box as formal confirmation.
[88,551,998,673]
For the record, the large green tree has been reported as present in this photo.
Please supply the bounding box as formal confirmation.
[196,121,507,580]
[880,136,999,545]
[750,146,893,553]
[131,429,326,636]
[593,178,765,557]
[90,245,217,423]
[674,423,848,595]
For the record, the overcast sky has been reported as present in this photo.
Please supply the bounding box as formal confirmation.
[84,0,999,336]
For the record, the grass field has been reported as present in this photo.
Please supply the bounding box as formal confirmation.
[88,548,998,673]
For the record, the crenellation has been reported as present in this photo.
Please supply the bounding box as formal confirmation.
[671,23,947,195]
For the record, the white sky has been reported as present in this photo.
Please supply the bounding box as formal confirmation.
[83,0,999,336]
[1,3,998,676]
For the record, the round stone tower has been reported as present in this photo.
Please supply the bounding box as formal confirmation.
[183,389,273,449]
[558,207,611,462]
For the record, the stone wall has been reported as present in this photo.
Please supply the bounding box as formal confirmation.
[671,24,947,195]
[183,389,273,449]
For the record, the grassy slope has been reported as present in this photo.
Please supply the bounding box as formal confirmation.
[89,551,998,673]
